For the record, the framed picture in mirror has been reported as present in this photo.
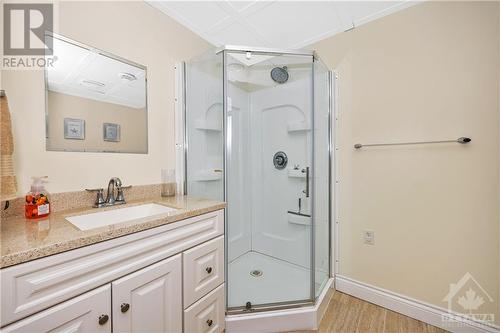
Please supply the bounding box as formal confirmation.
[64,118,85,140]
[103,123,121,142]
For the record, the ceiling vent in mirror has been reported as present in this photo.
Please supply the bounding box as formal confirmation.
[119,72,137,81]
[80,79,105,88]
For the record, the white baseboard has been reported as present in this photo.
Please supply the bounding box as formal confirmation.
[335,275,500,333]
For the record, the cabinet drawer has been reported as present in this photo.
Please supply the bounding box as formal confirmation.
[1,285,111,333]
[1,209,223,326]
[184,283,225,333]
[183,236,224,307]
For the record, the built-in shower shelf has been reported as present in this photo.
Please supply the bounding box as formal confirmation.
[194,169,223,181]
[287,211,312,226]
[194,119,222,132]
[288,169,306,178]
[287,121,311,133]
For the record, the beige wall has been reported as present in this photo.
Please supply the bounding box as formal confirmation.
[312,1,500,323]
[2,1,210,193]
[47,91,147,153]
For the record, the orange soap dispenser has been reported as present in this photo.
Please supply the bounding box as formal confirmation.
[25,176,51,219]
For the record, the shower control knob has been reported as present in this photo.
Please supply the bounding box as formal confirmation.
[207,319,213,327]
[273,151,288,170]
[206,266,213,274]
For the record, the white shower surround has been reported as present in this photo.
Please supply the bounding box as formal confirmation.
[227,76,313,272]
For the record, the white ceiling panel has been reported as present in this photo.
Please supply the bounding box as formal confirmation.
[146,0,418,50]
[210,21,270,47]
[226,1,255,12]
[245,2,344,49]
[153,1,231,32]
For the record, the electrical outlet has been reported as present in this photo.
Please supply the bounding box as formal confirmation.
[363,230,375,245]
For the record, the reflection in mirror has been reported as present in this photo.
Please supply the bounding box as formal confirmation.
[45,33,148,153]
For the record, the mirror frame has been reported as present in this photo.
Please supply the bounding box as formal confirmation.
[44,32,149,154]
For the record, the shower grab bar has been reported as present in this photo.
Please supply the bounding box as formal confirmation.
[354,137,471,149]
[302,167,310,198]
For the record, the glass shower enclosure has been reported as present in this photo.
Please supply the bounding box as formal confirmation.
[184,46,331,313]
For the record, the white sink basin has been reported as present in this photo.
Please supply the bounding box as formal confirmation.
[66,203,178,231]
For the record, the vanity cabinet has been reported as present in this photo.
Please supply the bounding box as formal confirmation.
[1,209,225,333]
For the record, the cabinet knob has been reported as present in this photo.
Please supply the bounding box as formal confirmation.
[206,319,213,327]
[206,267,213,274]
[121,303,130,313]
[98,314,109,325]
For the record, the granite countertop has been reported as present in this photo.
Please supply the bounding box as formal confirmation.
[0,196,225,268]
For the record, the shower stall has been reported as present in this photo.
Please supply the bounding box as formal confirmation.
[182,46,332,317]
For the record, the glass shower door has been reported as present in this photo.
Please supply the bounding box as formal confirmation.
[225,51,315,310]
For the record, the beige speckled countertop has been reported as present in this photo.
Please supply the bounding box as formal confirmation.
[0,196,225,268]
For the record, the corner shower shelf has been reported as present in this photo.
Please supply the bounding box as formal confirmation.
[194,170,223,182]
[194,119,222,132]
[287,211,312,226]
[288,169,306,178]
[287,121,311,133]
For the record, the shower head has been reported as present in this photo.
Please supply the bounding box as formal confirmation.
[270,66,289,84]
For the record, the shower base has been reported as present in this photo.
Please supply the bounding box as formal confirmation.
[228,251,312,308]
[226,272,333,332]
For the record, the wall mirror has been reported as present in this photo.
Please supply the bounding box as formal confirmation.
[45,33,148,153]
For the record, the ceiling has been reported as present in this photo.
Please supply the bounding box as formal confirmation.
[47,36,146,109]
[147,1,417,49]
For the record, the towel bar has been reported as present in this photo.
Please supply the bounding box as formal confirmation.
[354,137,471,149]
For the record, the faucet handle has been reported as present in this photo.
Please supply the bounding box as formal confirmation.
[86,188,105,207]
[116,187,125,203]
[115,185,131,203]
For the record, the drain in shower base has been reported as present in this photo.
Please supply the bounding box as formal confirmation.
[250,269,263,277]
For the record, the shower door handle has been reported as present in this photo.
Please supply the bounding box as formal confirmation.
[302,167,310,198]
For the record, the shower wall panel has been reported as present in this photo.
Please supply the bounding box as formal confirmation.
[227,82,252,262]
[249,78,312,268]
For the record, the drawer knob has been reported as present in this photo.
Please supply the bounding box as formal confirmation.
[121,303,130,313]
[206,267,213,274]
[207,319,213,327]
[98,314,109,325]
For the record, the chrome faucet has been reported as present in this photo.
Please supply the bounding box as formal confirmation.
[86,177,130,208]
[105,177,123,205]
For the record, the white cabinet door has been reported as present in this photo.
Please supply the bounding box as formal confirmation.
[112,254,182,333]
[2,285,111,333]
